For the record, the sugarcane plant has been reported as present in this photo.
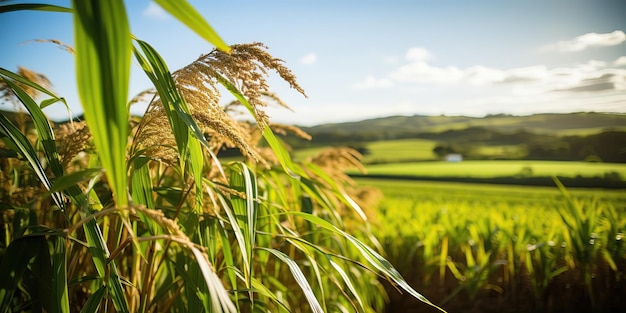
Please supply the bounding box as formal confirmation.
[0,1,442,312]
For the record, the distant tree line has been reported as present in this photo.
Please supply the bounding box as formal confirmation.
[525,131,626,162]
[288,127,626,163]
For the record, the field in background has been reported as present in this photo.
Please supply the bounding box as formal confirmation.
[354,160,626,179]
[355,178,626,312]
[355,177,626,205]
[287,113,626,311]
[292,138,438,162]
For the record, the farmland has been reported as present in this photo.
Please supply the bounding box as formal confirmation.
[286,114,626,311]
[355,178,626,312]
[293,138,439,163]
[354,160,626,180]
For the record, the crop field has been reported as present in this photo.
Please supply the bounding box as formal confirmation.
[355,177,626,312]
[292,138,439,163]
[353,160,626,179]
[360,139,438,163]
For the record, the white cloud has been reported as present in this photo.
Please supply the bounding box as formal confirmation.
[143,2,170,20]
[543,30,626,52]
[464,66,506,85]
[615,56,626,66]
[391,61,464,84]
[353,75,393,89]
[299,52,317,65]
[339,47,626,126]
[405,47,432,62]
[377,47,626,97]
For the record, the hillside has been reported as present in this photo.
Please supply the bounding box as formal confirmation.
[301,112,626,137]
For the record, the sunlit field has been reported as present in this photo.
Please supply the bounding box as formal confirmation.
[292,138,439,163]
[356,178,626,312]
[355,160,626,179]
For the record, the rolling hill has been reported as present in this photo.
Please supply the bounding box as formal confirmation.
[301,112,626,136]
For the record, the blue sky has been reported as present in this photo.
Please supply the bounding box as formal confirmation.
[1,0,625,126]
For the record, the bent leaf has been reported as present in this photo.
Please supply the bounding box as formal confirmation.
[258,247,324,313]
[154,0,230,52]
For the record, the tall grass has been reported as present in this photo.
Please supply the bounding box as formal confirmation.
[0,2,439,312]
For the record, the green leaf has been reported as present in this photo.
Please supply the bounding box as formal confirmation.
[229,162,258,289]
[249,278,291,313]
[79,286,107,313]
[130,156,155,209]
[49,168,103,193]
[153,0,230,52]
[188,246,238,313]
[51,236,70,313]
[215,218,240,306]
[0,112,65,210]
[258,247,324,313]
[215,74,305,178]
[0,236,44,312]
[0,68,67,109]
[304,162,367,220]
[328,258,366,313]
[132,38,206,211]
[285,212,446,312]
[33,236,70,313]
[0,3,72,14]
[73,0,131,207]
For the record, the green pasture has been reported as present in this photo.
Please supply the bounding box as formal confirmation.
[475,144,526,158]
[292,138,438,162]
[361,138,438,163]
[353,160,626,179]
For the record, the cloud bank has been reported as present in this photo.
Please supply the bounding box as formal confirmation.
[345,39,626,123]
[543,30,626,52]
[355,47,626,95]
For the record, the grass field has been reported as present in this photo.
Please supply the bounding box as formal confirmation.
[292,138,439,163]
[351,160,626,180]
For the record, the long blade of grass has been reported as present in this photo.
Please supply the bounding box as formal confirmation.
[83,217,130,312]
[258,247,324,313]
[133,38,206,210]
[48,168,103,194]
[249,278,291,313]
[0,3,72,13]
[229,162,258,289]
[79,286,107,313]
[285,211,445,312]
[218,189,249,271]
[189,246,238,313]
[0,76,64,178]
[73,0,131,207]
[215,74,305,178]
[130,156,155,209]
[49,236,70,313]
[304,163,368,220]
[0,68,67,108]
[153,0,230,53]
[284,238,326,310]
[0,113,65,210]
[72,1,132,309]
[215,218,241,308]
[328,258,366,313]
